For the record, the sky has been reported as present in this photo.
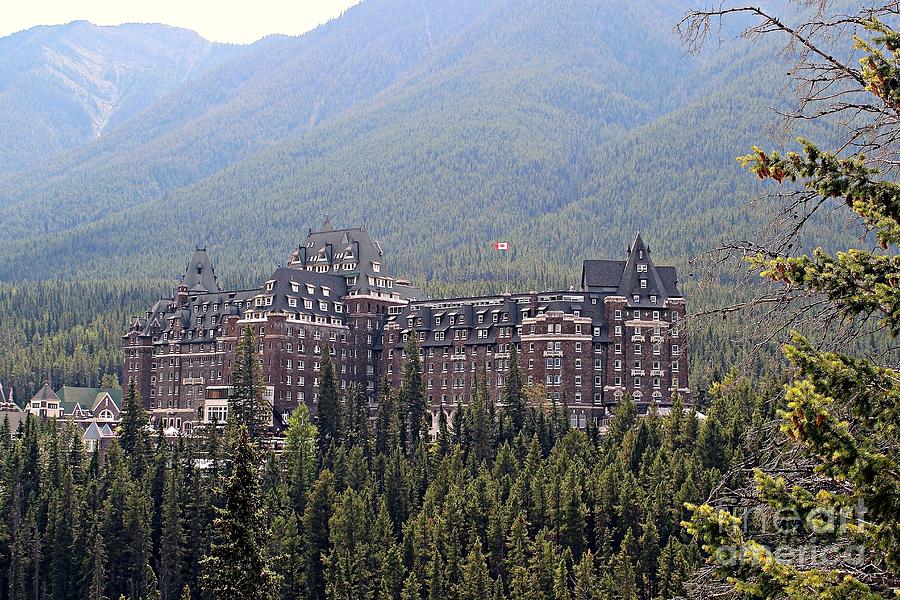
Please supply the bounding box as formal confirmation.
[0,0,361,44]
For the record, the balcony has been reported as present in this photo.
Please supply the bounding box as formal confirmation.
[543,350,562,358]
[630,369,645,377]
[650,335,663,343]
[450,354,467,361]
[650,369,664,377]
[181,377,205,385]
[630,335,645,342]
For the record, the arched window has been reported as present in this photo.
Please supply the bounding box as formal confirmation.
[98,409,114,421]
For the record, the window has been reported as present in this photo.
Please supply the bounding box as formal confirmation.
[640,279,647,289]
[615,309,622,319]
[634,343,642,354]
[614,343,622,354]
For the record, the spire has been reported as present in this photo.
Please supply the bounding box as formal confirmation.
[631,231,647,256]
[182,248,220,293]
[616,231,667,303]
[321,215,334,232]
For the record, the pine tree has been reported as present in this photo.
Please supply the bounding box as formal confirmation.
[284,404,317,515]
[315,346,341,456]
[344,384,371,452]
[89,532,110,600]
[302,469,335,600]
[159,466,184,600]
[201,429,280,600]
[572,550,597,600]
[552,553,571,600]
[374,376,400,455]
[465,362,494,464]
[501,345,526,439]
[457,542,492,600]
[229,326,271,446]
[399,334,428,450]
[118,383,151,479]
[679,8,900,598]
[435,407,450,458]
[401,571,420,600]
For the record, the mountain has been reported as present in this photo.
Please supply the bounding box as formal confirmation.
[0,21,238,174]
[0,0,830,298]
[0,0,735,286]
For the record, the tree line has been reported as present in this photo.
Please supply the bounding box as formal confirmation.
[0,325,776,600]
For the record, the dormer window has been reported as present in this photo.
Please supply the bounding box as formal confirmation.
[322,287,330,297]
[637,264,648,272]
[306,284,315,294]
[372,262,381,273]
[640,279,647,289]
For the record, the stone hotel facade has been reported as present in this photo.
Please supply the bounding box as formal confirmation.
[123,221,688,434]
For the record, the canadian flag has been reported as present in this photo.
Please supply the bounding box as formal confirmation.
[494,241,509,251]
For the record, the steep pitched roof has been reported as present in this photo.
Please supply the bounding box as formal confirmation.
[581,260,626,290]
[182,248,220,293]
[56,387,123,415]
[30,382,60,404]
[581,233,682,307]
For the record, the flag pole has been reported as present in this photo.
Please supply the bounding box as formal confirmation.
[506,241,510,295]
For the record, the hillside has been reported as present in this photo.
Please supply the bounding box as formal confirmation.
[0,21,238,174]
[0,0,721,287]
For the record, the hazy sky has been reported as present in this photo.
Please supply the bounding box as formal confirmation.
[0,0,361,44]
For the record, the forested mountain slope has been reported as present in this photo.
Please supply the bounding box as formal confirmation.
[0,21,237,174]
[0,0,713,285]
[0,0,501,244]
